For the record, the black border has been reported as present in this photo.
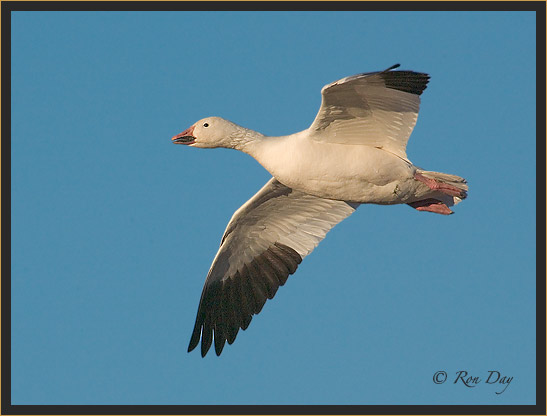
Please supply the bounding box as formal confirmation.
[1,0,546,11]
[1,404,545,415]
[2,1,545,415]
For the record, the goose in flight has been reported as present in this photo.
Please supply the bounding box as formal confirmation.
[172,64,468,357]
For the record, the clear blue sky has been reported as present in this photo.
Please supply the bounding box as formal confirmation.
[11,11,537,405]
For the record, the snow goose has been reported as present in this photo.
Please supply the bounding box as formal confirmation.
[172,64,468,357]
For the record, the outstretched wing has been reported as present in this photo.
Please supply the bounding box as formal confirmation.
[188,177,359,356]
[308,64,430,159]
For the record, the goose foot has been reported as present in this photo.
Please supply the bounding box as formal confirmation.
[408,198,453,215]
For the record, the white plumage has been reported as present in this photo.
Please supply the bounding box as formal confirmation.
[172,64,468,356]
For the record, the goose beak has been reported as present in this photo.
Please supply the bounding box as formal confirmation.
[172,126,195,145]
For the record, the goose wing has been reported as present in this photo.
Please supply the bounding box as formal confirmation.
[308,64,430,159]
[188,177,359,356]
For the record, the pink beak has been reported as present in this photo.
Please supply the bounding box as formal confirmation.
[171,125,195,145]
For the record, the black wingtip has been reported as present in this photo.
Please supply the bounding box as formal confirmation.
[201,327,213,357]
[188,318,202,353]
[384,63,400,72]
[215,341,225,356]
[214,325,227,356]
[188,334,199,353]
[380,68,430,96]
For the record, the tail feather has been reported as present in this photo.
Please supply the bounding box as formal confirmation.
[416,169,468,206]
[409,168,469,214]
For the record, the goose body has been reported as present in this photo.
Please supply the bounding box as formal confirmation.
[172,64,468,356]
[241,132,421,204]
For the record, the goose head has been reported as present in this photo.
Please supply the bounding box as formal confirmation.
[171,117,248,149]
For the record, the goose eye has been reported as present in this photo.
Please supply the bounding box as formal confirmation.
[203,123,209,127]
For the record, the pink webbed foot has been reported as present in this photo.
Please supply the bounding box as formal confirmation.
[408,199,453,215]
[414,172,466,198]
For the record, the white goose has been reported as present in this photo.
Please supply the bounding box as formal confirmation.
[172,64,468,357]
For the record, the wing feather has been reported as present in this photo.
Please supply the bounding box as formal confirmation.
[187,177,358,356]
[309,64,430,159]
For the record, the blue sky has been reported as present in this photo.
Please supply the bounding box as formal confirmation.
[10,11,537,405]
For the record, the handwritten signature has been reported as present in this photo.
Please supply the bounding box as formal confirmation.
[433,370,513,394]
